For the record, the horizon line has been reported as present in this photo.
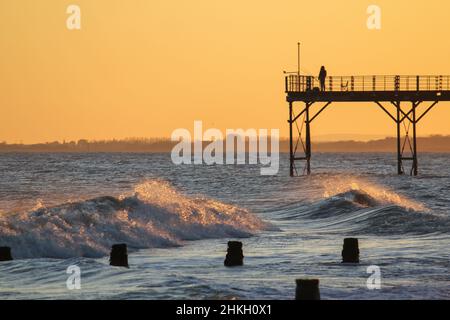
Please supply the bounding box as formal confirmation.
[2,134,450,146]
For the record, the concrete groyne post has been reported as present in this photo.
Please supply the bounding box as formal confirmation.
[342,238,360,263]
[224,241,244,267]
[109,244,129,268]
[0,247,13,262]
[295,279,320,300]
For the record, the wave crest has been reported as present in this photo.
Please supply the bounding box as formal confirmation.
[322,179,427,212]
[274,177,449,235]
[0,180,270,259]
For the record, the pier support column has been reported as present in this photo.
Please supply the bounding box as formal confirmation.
[396,102,403,175]
[412,102,418,176]
[305,103,311,175]
[392,101,420,176]
[287,101,330,176]
[289,102,294,177]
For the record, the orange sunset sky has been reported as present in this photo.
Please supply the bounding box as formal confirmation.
[1,0,450,143]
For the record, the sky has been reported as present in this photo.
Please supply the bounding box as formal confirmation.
[1,0,450,143]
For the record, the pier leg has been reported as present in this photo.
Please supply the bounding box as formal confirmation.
[289,102,294,177]
[305,103,311,175]
[287,101,320,176]
[396,102,403,175]
[412,102,418,176]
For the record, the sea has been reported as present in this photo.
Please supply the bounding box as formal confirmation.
[0,152,449,299]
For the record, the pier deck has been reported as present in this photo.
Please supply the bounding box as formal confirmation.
[285,75,450,176]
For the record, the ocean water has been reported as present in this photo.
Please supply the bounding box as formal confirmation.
[0,152,449,300]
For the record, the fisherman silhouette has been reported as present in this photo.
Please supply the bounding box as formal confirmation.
[318,66,327,91]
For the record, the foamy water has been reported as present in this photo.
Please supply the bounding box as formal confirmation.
[0,153,449,299]
[0,180,270,259]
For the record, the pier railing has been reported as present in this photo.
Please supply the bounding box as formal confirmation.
[285,75,450,93]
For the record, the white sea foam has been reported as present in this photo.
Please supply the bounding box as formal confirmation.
[0,180,270,259]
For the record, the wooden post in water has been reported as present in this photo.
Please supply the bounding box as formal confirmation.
[110,244,129,268]
[224,241,244,267]
[342,238,360,263]
[295,279,320,300]
[0,247,13,262]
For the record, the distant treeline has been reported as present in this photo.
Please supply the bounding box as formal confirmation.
[311,135,450,152]
[1,135,450,153]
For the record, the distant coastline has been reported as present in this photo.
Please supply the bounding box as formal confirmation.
[1,135,450,153]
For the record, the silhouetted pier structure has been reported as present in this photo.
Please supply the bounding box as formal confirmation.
[285,74,450,176]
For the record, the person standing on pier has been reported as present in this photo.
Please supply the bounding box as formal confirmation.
[318,66,327,91]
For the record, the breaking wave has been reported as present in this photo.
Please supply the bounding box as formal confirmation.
[0,180,271,259]
[321,179,427,212]
[276,178,449,235]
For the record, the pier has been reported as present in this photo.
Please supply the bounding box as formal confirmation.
[285,74,450,176]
